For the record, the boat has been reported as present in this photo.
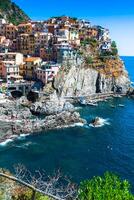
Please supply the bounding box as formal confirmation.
[113,94,122,98]
[118,104,125,107]
[110,104,116,108]
[79,97,87,106]
[87,102,98,106]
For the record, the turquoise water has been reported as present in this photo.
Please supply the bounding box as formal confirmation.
[0,56,134,187]
[122,56,134,81]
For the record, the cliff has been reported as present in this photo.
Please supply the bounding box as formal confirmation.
[52,34,130,97]
[53,58,130,97]
[0,0,30,25]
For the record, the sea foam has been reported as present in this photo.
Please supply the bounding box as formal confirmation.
[89,117,110,128]
[0,139,13,146]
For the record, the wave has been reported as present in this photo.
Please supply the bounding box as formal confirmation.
[75,107,82,110]
[15,141,33,149]
[0,134,30,147]
[0,139,13,146]
[18,134,30,139]
[73,122,85,127]
[89,117,110,128]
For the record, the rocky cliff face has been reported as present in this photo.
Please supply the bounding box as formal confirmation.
[0,0,30,25]
[53,60,130,97]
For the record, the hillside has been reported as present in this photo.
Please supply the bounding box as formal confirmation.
[0,0,30,25]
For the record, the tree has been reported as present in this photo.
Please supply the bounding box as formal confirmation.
[111,41,117,48]
[111,41,118,56]
[78,172,134,200]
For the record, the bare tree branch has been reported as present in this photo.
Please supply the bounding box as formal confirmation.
[0,164,78,200]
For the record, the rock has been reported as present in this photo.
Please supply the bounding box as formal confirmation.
[0,94,86,141]
[63,102,75,112]
[127,88,134,97]
[43,111,86,130]
[30,94,75,115]
[53,61,130,97]
[17,96,29,106]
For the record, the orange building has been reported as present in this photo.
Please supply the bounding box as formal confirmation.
[48,24,56,34]
[2,24,17,40]
[0,62,4,78]
[87,28,98,38]
[24,57,42,79]
[17,23,33,34]
[17,34,35,55]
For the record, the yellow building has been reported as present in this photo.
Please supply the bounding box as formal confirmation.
[24,57,42,79]
[19,63,26,77]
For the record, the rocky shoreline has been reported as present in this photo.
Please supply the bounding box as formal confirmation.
[0,94,86,143]
[0,89,133,144]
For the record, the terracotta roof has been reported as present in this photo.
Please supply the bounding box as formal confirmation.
[24,57,41,62]
[18,23,32,27]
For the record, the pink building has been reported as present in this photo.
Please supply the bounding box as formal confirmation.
[0,61,19,80]
[36,62,61,84]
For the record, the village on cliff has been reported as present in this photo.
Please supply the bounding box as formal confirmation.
[0,16,117,95]
[0,16,133,142]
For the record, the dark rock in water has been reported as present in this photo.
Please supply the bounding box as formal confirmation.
[127,88,134,97]
[91,117,101,127]
[43,111,86,130]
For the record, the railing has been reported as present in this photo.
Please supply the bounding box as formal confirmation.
[0,173,62,200]
[7,82,32,87]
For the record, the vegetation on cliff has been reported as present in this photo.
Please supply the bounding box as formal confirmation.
[0,0,30,25]
[0,169,134,200]
[78,172,134,200]
[79,38,125,79]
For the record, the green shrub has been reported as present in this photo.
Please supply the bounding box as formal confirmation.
[12,189,51,200]
[81,38,98,48]
[78,172,134,200]
[86,56,93,64]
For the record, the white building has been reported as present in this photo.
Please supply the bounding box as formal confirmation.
[100,41,111,51]
[0,52,23,65]
[36,62,61,84]
[55,29,70,40]
[34,32,52,47]
[0,18,7,26]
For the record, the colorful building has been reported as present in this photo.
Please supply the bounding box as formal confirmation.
[54,42,77,64]
[24,57,42,79]
[0,52,23,65]
[0,52,23,80]
[0,61,20,80]
[1,24,17,40]
[36,62,61,84]
[17,23,33,34]
[34,32,52,48]
[17,33,35,55]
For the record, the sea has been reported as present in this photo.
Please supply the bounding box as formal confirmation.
[0,56,134,188]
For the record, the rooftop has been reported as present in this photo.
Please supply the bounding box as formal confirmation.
[24,57,41,62]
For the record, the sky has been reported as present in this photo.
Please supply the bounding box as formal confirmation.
[13,0,134,56]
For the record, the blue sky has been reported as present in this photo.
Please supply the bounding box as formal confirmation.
[13,0,134,56]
